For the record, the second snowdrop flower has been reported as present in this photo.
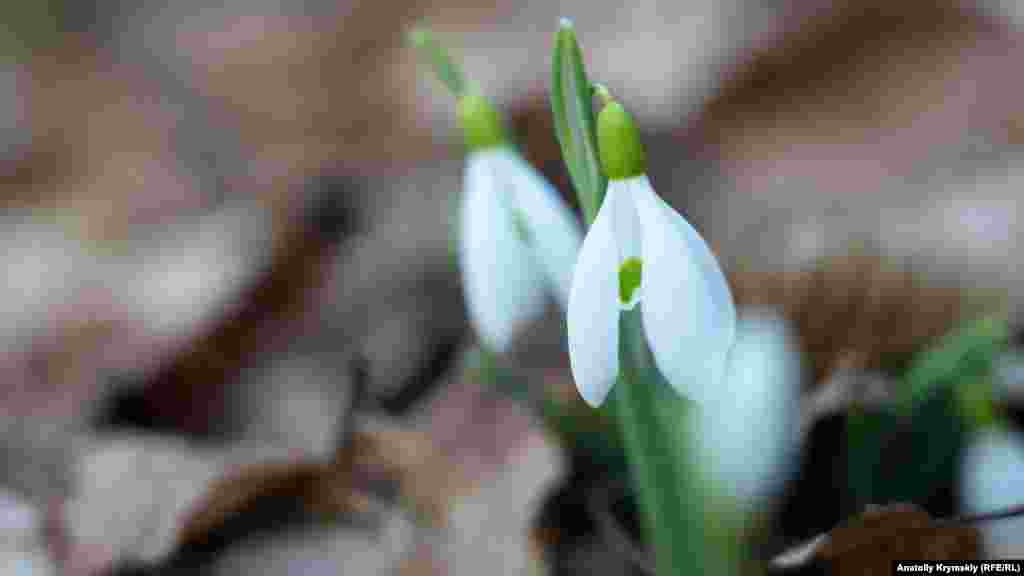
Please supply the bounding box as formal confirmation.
[567,94,736,407]
[961,426,1024,558]
[457,94,583,352]
[700,309,801,505]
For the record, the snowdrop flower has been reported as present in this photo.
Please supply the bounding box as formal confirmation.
[961,426,1024,557]
[457,94,583,352]
[567,97,736,407]
[699,309,801,504]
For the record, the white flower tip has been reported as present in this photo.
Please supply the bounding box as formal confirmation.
[963,428,1024,509]
[576,377,613,408]
[558,17,575,30]
[478,326,515,355]
[962,427,1024,557]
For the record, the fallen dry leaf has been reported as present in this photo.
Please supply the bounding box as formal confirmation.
[174,424,422,552]
[771,503,981,575]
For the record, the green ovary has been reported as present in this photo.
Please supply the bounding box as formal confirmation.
[619,258,643,305]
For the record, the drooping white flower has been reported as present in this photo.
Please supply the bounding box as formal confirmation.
[457,95,583,352]
[961,426,1024,558]
[567,100,736,407]
[699,308,801,504]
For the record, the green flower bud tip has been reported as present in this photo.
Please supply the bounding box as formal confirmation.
[597,97,646,180]
[457,94,507,152]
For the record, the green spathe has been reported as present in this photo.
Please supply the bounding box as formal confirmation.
[597,101,646,180]
[550,18,606,224]
[408,25,466,97]
[457,94,507,152]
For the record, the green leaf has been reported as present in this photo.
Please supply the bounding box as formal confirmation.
[846,314,1009,511]
[846,391,965,511]
[902,314,1009,411]
[408,25,466,98]
[955,377,997,433]
[550,19,606,225]
[844,408,890,510]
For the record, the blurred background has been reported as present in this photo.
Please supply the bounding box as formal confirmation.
[2,0,1024,574]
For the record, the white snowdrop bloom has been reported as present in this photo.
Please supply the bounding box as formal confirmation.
[961,426,1024,558]
[457,94,583,352]
[700,308,801,504]
[567,100,736,407]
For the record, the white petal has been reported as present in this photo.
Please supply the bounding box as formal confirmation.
[460,150,546,352]
[607,179,643,267]
[704,309,801,504]
[567,187,625,407]
[631,176,736,405]
[961,427,1024,558]
[492,149,583,308]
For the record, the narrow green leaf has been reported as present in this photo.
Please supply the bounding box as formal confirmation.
[846,391,965,511]
[408,25,466,98]
[903,314,1010,409]
[550,19,606,225]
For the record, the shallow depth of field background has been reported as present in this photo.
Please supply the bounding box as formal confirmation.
[1,0,1023,574]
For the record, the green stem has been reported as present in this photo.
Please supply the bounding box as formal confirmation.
[617,309,705,575]
[408,24,467,98]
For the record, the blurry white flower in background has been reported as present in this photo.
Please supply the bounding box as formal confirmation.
[460,145,582,353]
[700,308,801,506]
[961,426,1024,558]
